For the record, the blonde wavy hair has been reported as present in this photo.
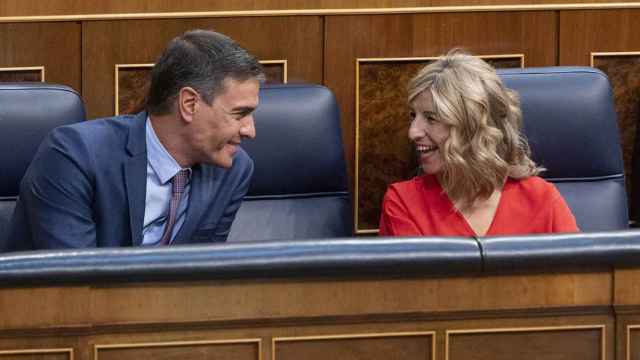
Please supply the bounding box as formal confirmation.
[408,49,540,208]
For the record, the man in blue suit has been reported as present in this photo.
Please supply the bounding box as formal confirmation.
[5,30,263,250]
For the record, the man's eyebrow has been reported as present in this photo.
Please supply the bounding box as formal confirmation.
[231,106,256,114]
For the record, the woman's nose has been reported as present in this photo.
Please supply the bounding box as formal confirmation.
[408,119,425,141]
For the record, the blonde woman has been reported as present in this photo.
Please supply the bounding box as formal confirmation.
[379,50,578,236]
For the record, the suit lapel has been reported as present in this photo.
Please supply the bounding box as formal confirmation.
[124,112,148,246]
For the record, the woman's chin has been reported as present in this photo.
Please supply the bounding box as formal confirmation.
[420,163,444,175]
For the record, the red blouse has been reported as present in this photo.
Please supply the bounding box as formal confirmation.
[379,175,578,236]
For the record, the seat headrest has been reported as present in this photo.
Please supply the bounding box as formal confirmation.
[498,67,624,181]
[0,83,85,197]
[241,83,348,197]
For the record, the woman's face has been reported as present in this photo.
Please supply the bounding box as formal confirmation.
[408,90,450,175]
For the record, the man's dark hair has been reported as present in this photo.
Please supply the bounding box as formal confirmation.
[146,29,264,115]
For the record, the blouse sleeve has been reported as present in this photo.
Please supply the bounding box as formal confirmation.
[379,186,422,236]
[550,189,580,233]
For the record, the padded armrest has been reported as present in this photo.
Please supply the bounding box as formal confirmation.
[0,237,480,285]
[479,230,640,272]
[4,231,640,285]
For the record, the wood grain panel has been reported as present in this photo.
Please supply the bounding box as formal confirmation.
[0,1,639,17]
[0,22,80,92]
[83,17,322,119]
[0,67,44,82]
[0,349,71,360]
[86,271,609,325]
[115,61,285,115]
[615,268,640,305]
[96,340,259,360]
[559,9,640,66]
[325,12,557,230]
[356,56,523,232]
[629,325,640,360]
[0,286,89,329]
[0,272,617,359]
[274,332,434,360]
[0,355,67,360]
[0,0,437,16]
[447,326,604,360]
[560,9,640,223]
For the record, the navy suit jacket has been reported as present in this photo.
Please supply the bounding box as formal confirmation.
[4,112,253,251]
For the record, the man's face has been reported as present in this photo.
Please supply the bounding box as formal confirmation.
[188,77,259,168]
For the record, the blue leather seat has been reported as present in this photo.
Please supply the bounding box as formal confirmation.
[498,67,627,231]
[228,84,352,241]
[0,83,86,245]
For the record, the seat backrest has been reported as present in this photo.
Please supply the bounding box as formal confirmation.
[498,67,627,231]
[228,84,352,241]
[0,83,86,243]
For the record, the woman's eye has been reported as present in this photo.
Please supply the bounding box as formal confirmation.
[426,115,437,124]
[409,111,416,121]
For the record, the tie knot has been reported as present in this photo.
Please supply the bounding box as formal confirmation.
[172,169,190,194]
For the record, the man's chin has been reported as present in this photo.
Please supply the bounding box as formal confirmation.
[201,155,233,169]
[214,160,233,169]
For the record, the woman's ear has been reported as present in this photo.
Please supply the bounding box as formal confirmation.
[177,87,199,123]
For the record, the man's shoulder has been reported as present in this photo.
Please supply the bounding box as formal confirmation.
[52,114,139,138]
[46,113,143,150]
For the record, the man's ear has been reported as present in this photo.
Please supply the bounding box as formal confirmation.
[177,87,199,123]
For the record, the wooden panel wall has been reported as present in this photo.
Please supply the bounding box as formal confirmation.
[0,269,622,360]
[1,6,639,232]
[0,22,80,91]
[82,17,322,119]
[2,0,640,16]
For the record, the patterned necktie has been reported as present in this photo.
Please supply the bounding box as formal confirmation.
[159,169,190,245]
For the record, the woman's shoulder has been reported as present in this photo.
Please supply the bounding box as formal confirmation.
[388,174,439,191]
[507,176,562,200]
[385,175,440,199]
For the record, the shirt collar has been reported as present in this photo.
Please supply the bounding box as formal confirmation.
[146,117,191,184]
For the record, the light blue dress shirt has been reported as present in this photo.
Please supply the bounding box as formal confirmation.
[142,118,191,245]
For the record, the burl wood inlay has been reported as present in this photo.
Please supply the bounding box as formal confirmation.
[117,66,151,115]
[448,328,602,360]
[0,350,70,360]
[97,342,258,360]
[262,63,285,83]
[593,55,640,220]
[275,335,433,360]
[357,57,523,231]
[117,63,285,115]
[358,61,425,230]
[0,355,67,360]
[0,69,42,82]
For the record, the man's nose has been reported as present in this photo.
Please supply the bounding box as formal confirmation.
[240,116,256,139]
